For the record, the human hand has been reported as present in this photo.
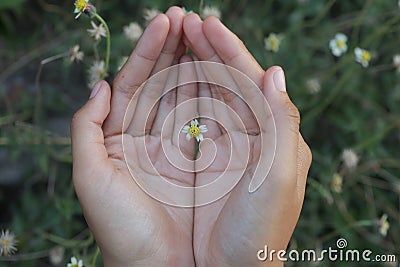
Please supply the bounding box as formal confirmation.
[71,7,197,266]
[71,7,312,267]
[182,14,312,266]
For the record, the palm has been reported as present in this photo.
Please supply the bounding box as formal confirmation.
[89,132,195,264]
[192,113,269,265]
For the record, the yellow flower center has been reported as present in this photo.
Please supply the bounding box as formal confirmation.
[75,0,88,12]
[189,126,200,137]
[1,239,10,247]
[361,51,371,62]
[269,38,278,50]
[337,40,345,49]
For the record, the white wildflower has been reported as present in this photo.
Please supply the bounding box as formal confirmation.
[69,45,84,63]
[67,256,83,267]
[181,119,208,142]
[354,47,371,68]
[202,6,221,19]
[342,148,359,169]
[377,214,390,237]
[329,33,348,57]
[264,33,284,53]
[87,60,105,89]
[143,8,160,24]
[0,229,17,256]
[330,173,343,193]
[49,246,64,265]
[306,78,321,94]
[182,7,193,15]
[123,22,143,42]
[393,54,400,72]
[87,21,106,41]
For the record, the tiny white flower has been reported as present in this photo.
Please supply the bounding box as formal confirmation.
[354,47,371,68]
[143,8,160,24]
[182,7,193,15]
[181,119,208,142]
[87,21,106,41]
[377,214,390,237]
[49,246,64,265]
[264,33,284,53]
[201,6,221,19]
[123,22,143,42]
[342,148,359,169]
[87,60,105,88]
[330,173,343,193]
[329,33,348,57]
[67,256,83,267]
[0,229,18,256]
[306,78,321,94]
[69,45,84,63]
[393,54,400,72]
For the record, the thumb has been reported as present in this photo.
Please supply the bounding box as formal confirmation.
[71,81,111,181]
[262,66,300,191]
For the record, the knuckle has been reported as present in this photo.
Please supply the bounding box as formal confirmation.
[113,76,137,99]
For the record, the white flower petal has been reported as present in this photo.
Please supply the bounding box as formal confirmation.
[198,134,204,142]
[332,48,340,57]
[181,125,190,133]
[329,39,336,49]
[336,33,347,42]
[199,125,208,133]
[354,47,362,57]
[186,133,191,140]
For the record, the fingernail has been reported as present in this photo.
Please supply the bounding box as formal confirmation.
[273,68,286,92]
[90,81,102,99]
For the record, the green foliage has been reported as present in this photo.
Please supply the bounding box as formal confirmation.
[0,0,27,10]
[0,0,399,266]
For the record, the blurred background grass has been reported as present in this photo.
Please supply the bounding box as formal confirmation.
[0,0,399,266]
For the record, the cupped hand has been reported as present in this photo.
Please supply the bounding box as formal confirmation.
[182,14,312,266]
[71,7,313,267]
[71,7,197,266]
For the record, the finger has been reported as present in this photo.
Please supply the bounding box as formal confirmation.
[183,13,221,62]
[71,81,113,190]
[151,6,185,74]
[103,14,170,137]
[150,68,178,136]
[173,56,198,149]
[127,7,185,137]
[183,17,258,132]
[261,66,301,193]
[203,16,264,89]
[197,82,221,139]
[197,61,260,134]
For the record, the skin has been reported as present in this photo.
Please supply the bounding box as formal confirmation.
[71,7,312,267]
